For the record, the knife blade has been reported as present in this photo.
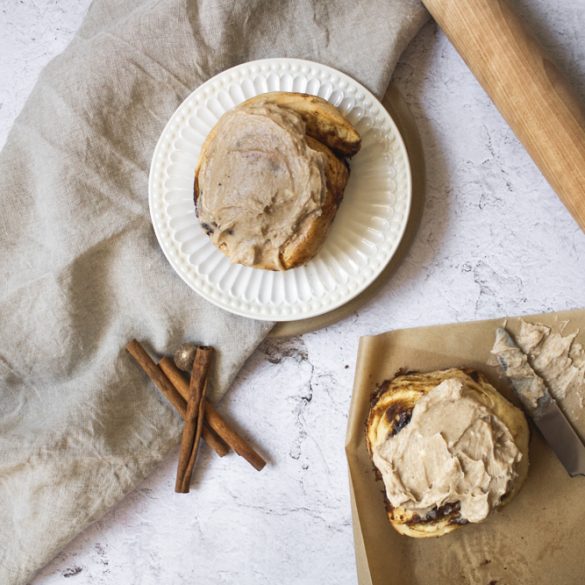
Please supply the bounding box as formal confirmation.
[492,327,585,477]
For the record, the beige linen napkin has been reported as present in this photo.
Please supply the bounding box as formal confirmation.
[0,1,427,583]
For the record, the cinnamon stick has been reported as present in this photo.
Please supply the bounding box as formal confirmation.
[176,346,213,493]
[201,426,227,456]
[160,356,267,471]
[126,340,228,457]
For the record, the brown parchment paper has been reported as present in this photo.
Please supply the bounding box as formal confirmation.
[346,308,585,585]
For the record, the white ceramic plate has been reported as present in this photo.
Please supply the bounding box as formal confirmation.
[149,58,411,321]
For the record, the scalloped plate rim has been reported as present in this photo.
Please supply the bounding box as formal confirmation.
[148,57,411,322]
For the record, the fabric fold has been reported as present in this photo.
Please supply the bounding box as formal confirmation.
[0,1,427,582]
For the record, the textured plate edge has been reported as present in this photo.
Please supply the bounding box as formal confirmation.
[148,57,412,322]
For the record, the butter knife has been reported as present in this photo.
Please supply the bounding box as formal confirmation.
[492,327,585,477]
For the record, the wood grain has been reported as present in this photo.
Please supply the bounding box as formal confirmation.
[422,0,585,230]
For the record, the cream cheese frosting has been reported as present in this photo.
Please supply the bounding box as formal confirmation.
[491,327,548,409]
[371,379,522,523]
[490,320,585,410]
[516,321,585,405]
[196,102,327,270]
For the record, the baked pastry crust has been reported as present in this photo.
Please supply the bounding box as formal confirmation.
[194,92,358,270]
[241,92,361,156]
[366,368,530,538]
[279,136,348,269]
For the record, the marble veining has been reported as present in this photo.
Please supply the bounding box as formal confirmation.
[1,1,584,583]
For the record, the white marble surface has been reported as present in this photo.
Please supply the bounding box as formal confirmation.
[1,1,584,583]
